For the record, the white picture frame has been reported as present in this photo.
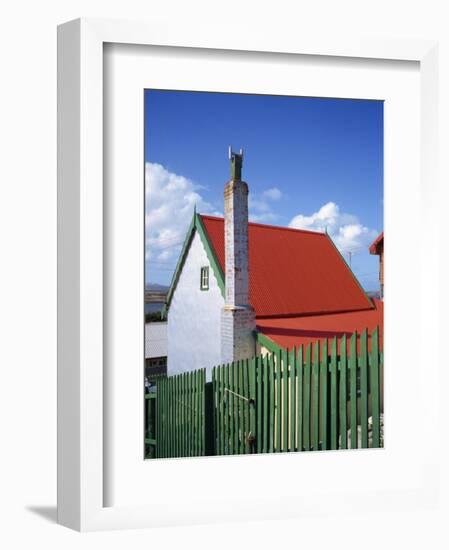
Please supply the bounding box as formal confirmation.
[57,17,444,531]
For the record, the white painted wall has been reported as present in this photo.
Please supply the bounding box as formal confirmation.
[167,231,224,378]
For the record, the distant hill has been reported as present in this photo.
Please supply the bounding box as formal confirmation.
[145,283,169,292]
[366,290,381,300]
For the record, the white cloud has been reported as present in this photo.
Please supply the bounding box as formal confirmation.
[263,187,282,201]
[146,167,285,277]
[145,163,220,278]
[288,201,377,255]
[248,186,283,223]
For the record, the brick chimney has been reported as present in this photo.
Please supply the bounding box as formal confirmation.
[221,147,256,364]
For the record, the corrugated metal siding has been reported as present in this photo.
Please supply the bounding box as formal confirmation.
[200,215,373,318]
[145,322,168,359]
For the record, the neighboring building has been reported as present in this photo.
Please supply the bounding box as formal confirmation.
[163,150,383,377]
[145,321,167,380]
[369,232,384,299]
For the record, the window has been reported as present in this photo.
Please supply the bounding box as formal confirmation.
[200,266,209,290]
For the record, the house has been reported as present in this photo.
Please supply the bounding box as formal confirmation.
[162,149,383,376]
[369,231,384,299]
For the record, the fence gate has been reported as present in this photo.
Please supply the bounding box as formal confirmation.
[212,359,257,455]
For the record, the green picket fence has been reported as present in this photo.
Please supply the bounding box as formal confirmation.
[146,327,383,458]
[213,327,383,454]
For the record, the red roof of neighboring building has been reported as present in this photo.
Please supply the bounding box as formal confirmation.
[256,299,383,353]
[369,231,384,255]
[200,215,373,318]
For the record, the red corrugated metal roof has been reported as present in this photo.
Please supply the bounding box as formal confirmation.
[256,299,383,352]
[200,215,373,318]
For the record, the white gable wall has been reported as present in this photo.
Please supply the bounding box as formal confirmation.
[167,231,224,378]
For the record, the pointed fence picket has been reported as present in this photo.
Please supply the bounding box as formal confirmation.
[147,327,383,458]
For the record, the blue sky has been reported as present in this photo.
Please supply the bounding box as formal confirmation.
[144,90,383,291]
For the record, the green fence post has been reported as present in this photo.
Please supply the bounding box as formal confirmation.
[180,374,184,458]
[296,346,303,452]
[238,360,244,454]
[243,359,249,454]
[330,337,338,450]
[360,329,369,448]
[215,366,221,456]
[204,380,214,456]
[229,362,235,455]
[290,347,296,452]
[256,357,262,454]
[349,331,358,449]
[312,341,320,451]
[249,357,256,453]
[339,335,348,450]
[163,377,167,458]
[263,355,269,453]
[269,354,275,453]
[276,350,282,452]
[282,348,289,452]
[224,364,229,455]
[371,326,381,448]
[304,344,311,451]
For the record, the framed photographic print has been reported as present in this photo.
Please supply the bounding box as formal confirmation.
[58,18,443,531]
[143,90,384,461]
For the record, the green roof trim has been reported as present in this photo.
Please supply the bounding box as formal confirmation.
[161,214,196,319]
[195,213,225,296]
[255,331,282,354]
[162,213,225,318]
